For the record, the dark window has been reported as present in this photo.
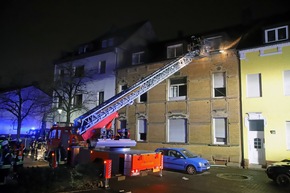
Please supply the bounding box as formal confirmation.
[75,66,84,77]
[99,61,106,74]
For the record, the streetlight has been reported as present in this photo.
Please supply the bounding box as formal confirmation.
[57,108,62,125]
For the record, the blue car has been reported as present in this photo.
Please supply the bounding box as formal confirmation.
[155,147,210,174]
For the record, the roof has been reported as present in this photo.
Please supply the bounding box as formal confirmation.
[237,11,290,50]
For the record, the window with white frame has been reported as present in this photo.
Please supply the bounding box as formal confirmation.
[168,119,187,143]
[99,61,106,74]
[97,91,104,106]
[137,119,147,141]
[284,70,290,96]
[213,72,226,97]
[137,93,147,103]
[73,94,83,107]
[213,118,227,145]
[247,73,262,97]
[286,121,290,150]
[167,44,183,58]
[265,25,288,43]
[132,51,145,65]
[169,77,187,100]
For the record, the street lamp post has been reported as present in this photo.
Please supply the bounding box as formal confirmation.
[57,108,62,125]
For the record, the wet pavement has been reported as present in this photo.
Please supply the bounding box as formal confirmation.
[22,159,290,193]
[76,166,290,193]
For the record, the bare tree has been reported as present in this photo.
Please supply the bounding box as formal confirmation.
[52,61,97,126]
[0,86,51,139]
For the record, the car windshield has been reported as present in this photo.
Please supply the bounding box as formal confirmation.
[181,149,198,158]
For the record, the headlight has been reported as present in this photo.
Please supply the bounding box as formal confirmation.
[199,162,203,167]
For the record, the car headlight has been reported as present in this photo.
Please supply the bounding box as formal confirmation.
[199,162,203,167]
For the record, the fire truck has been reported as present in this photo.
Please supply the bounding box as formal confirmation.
[45,36,208,177]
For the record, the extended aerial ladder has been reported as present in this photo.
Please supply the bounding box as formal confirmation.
[74,36,209,141]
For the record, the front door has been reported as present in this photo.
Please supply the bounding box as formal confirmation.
[248,120,265,165]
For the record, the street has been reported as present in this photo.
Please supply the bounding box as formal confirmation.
[78,166,290,193]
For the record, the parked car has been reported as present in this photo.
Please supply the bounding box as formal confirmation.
[265,159,290,186]
[155,147,210,174]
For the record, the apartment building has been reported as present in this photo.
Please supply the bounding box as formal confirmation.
[238,15,290,167]
[53,21,157,124]
[117,29,242,166]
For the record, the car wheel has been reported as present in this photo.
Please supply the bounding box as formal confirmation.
[276,174,290,186]
[186,165,196,175]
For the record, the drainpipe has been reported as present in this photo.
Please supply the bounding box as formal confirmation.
[237,50,245,168]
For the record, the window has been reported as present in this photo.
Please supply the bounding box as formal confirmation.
[59,69,65,77]
[75,65,84,77]
[97,91,104,106]
[213,118,227,145]
[78,45,88,54]
[265,26,288,43]
[137,119,147,141]
[247,74,262,97]
[167,44,183,58]
[99,61,106,74]
[169,77,187,100]
[249,120,264,131]
[120,120,127,129]
[73,94,82,107]
[58,97,63,108]
[213,72,226,97]
[119,84,128,93]
[204,36,223,52]
[168,119,187,143]
[101,38,114,48]
[284,70,290,96]
[132,51,145,65]
[254,138,262,149]
[286,121,290,150]
[137,93,147,103]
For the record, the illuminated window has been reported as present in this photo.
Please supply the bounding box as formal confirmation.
[167,44,183,58]
[99,61,106,74]
[169,77,187,100]
[213,118,227,145]
[284,70,290,96]
[137,119,147,141]
[213,72,226,97]
[168,119,187,143]
[265,26,288,43]
[247,73,262,98]
[132,51,144,65]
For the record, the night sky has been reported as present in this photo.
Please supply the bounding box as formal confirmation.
[0,0,289,91]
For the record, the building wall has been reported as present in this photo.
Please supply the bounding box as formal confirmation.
[117,49,241,166]
[240,43,290,166]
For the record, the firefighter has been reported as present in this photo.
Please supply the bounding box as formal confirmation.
[0,140,12,184]
[11,139,24,173]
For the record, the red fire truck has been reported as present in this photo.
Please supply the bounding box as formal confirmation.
[45,36,207,177]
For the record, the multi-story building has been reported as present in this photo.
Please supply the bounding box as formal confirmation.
[116,29,243,166]
[53,21,157,124]
[238,15,290,167]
